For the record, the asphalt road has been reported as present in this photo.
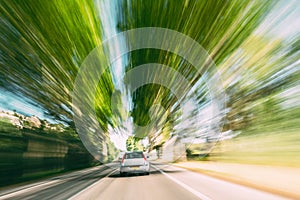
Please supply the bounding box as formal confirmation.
[0,162,290,200]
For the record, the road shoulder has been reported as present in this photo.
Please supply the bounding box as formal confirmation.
[172,161,300,200]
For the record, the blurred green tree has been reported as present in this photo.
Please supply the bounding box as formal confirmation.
[117,0,274,146]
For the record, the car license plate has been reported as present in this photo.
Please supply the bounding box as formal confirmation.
[131,166,139,170]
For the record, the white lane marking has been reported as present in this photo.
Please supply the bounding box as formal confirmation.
[152,165,212,200]
[0,165,111,200]
[68,168,118,200]
[0,180,61,200]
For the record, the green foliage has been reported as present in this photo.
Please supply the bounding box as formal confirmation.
[117,0,274,63]
[221,33,300,135]
[126,136,143,151]
[107,140,119,161]
[0,0,113,128]
[117,0,275,146]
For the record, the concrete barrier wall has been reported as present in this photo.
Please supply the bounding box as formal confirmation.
[0,129,96,186]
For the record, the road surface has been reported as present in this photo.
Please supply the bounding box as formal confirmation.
[0,162,289,200]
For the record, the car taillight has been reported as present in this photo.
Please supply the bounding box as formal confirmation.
[121,154,125,164]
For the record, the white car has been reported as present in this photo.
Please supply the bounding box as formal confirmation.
[120,151,150,176]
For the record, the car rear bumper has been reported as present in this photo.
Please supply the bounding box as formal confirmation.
[120,165,150,173]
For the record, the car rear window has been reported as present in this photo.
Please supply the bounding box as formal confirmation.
[125,152,144,159]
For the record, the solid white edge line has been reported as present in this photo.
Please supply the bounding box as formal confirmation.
[152,165,212,200]
[68,168,118,200]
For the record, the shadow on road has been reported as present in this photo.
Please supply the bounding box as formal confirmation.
[109,168,183,178]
